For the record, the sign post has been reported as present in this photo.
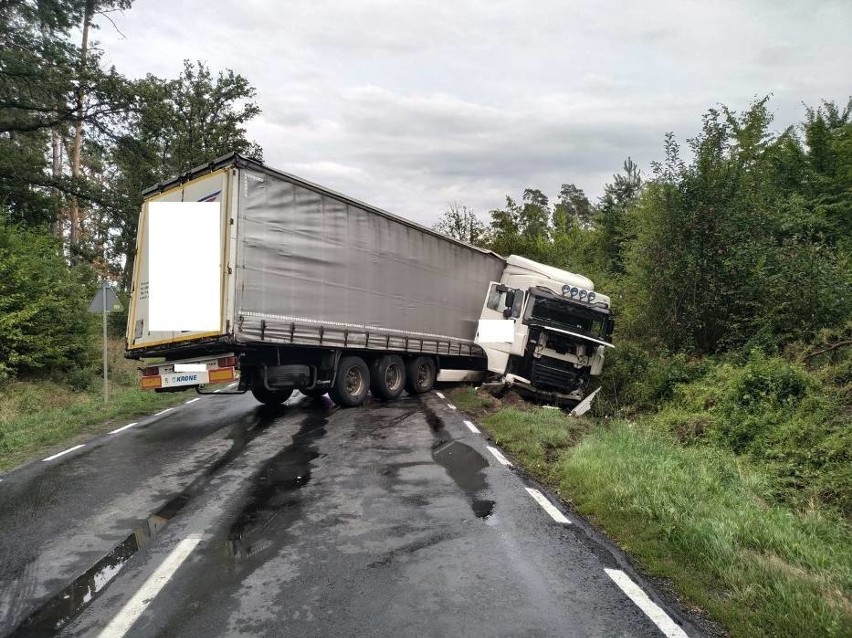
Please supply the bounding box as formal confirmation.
[88,282,123,403]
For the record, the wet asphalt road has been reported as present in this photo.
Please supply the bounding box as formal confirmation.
[0,390,701,637]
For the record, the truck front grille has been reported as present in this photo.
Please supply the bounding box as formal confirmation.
[530,357,582,392]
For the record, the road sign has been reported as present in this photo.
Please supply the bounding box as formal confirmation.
[89,282,123,403]
[88,284,123,313]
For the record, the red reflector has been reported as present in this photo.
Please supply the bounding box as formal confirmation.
[217,356,238,368]
[142,366,159,377]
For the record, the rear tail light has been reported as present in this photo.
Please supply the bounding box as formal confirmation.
[218,356,238,368]
[142,366,160,377]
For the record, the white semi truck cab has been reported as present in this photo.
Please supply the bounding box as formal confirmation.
[476,255,614,404]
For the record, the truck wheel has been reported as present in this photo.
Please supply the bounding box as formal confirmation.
[404,356,436,395]
[329,356,370,407]
[370,355,406,401]
[250,383,293,406]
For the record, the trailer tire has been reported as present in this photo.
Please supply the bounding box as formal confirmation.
[404,356,436,395]
[250,383,293,406]
[370,355,406,401]
[329,356,370,407]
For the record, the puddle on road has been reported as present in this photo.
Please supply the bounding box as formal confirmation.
[226,412,328,559]
[425,407,495,520]
[10,404,292,636]
[11,493,190,636]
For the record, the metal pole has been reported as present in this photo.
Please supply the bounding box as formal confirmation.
[103,280,108,403]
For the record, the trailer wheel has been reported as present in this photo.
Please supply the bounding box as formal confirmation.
[404,356,436,395]
[250,383,293,406]
[370,355,406,401]
[329,356,370,407]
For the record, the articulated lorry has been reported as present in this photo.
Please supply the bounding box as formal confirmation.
[125,153,614,408]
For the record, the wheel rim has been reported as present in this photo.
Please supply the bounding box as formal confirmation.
[385,363,401,392]
[345,366,364,396]
[417,362,430,387]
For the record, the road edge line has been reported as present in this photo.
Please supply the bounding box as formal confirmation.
[108,423,138,435]
[604,568,689,638]
[486,445,512,466]
[42,444,85,462]
[98,534,203,638]
[525,487,571,524]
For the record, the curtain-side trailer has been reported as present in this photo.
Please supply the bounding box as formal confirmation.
[125,153,614,408]
[126,153,506,406]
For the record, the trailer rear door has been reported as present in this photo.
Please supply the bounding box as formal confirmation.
[126,169,233,353]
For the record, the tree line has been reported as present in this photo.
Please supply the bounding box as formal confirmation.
[1,0,262,379]
[435,97,851,356]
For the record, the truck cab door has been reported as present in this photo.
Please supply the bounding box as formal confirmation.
[475,282,523,374]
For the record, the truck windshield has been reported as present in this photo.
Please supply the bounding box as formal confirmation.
[527,293,610,341]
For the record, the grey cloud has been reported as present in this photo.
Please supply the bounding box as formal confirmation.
[95,0,851,226]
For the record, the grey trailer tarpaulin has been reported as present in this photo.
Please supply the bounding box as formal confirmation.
[232,163,506,355]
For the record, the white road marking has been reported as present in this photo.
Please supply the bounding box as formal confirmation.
[525,487,571,524]
[226,382,238,388]
[42,444,85,462]
[98,534,203,638]
[435,391,445,399]
[184,398,200,404]
[486,445,512,466]
[214,389,222,393]
[154,408,173,416]
[604,568,689,638]
[446,403,457,410]
[463,420,480,433]
[108,422,138,435]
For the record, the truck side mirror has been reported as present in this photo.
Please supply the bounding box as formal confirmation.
[504,290,516,309]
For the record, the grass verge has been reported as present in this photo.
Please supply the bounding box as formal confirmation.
[0,339,191,473]
[0,383,190,472]
[449,387,852,638]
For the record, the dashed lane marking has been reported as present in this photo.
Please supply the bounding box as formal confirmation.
[108,422,138,435]
[435,391,445,399]
[446,403,457,410]
[604,568,689,638]
[463,420,480,433]
[98,534,203,638]
[486,445,512,466]
[154,407,174,416]
[525,487,571,524]
[184,398,200,404]
[42,444,85,462]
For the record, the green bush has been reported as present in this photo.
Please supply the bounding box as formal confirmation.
[650,351,852,514]
[0,223,96,379]
[595,341,706,415]
[714,353,814,453]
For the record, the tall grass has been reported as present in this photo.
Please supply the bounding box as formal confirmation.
[455,395,852,637]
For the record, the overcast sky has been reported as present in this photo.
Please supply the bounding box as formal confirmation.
[96,0,851,226]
